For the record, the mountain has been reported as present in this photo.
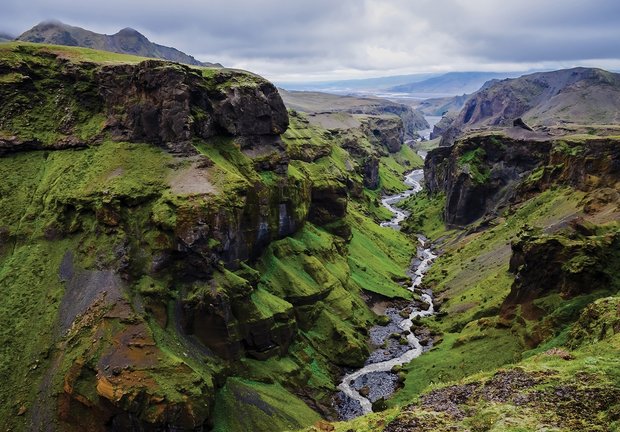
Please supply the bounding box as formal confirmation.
[17,20,221,67]
[388,71,525,96]
[0,33,13,42]
[441,67,620,144]
[279,89,429,139]
[277,73,439,92]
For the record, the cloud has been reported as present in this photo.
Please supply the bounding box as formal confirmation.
[1,0,619,81]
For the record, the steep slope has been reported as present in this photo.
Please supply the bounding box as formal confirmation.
[279,89,429,139]
[17,20,221,67]
[0,42,426,431]
[441,67,620,144]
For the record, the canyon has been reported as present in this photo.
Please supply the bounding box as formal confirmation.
[0,40,619,432]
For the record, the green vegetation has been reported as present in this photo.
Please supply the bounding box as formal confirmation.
[383,188,586,406]
[213,378,321,432]
[401,192,448,238]
[457,147,490,184]
[379,145,424,193]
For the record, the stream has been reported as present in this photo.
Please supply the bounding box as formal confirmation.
[335,169,437,419]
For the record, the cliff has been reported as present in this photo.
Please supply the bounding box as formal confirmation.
[279,89,429,140]
[0,43,420,431]
[425,134,620,226]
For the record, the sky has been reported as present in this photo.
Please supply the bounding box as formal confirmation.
[2,0,620,82]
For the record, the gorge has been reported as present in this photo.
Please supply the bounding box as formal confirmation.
[0,36,620,432]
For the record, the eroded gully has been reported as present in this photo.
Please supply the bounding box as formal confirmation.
[336,169,437,419]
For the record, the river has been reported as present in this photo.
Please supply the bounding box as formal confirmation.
[335,169,437,419]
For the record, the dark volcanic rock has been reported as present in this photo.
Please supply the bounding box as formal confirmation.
[501,229,620,322]
[363,116,405,153]
[425,135,551,226]
[98,61,288,152]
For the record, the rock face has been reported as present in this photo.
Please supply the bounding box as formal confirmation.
[502,228,620,320]
[440,67,620,145]
[430,111,458,139]
[0,51,287,157]
[362,116,405,153]
[97,61,288,150]
[424,135,550,226]
[425,134,620,227]
[18,20,222,66]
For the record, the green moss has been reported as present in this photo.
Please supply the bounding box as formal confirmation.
[401,192,449,239]
[458,147,490,184]
[347,208,414,299]
[0,240,70,428]
[377,145,423,194]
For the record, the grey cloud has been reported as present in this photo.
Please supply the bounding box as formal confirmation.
[1,0,619,81]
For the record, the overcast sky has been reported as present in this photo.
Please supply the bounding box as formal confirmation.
[2,0,620,82]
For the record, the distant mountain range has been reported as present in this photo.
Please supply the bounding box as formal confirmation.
[387,71,525,95]
[280,71,535,100]
[439,67,620,144]
[0,33,13,42]
[16,20,221,67]
[277,73,439,92]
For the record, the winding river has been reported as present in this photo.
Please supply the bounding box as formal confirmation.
[336,169,437,418]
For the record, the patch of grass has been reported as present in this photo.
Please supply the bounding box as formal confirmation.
[401,191,449,239]
[389,327,522,407]
[458,147,490,185]
[347,207,414,299]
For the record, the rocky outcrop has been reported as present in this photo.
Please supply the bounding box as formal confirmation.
[430,111,458,139]
[425,134,620,227]
[99,61,288,151]
[501,227,620,321]
[349,103,427,140]
[425,135,550,226]
[0,50,287,156]
[362,116,404,153]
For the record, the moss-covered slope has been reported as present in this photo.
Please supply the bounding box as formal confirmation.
[0,43,421,431]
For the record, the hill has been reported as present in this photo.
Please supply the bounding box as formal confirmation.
[440,67,620,144]
[17,20,221,67]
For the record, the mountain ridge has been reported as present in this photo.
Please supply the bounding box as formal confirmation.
[439,66,620,144]
[17,20,222,67]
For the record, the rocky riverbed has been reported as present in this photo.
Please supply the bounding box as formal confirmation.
[335,169,437,419]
